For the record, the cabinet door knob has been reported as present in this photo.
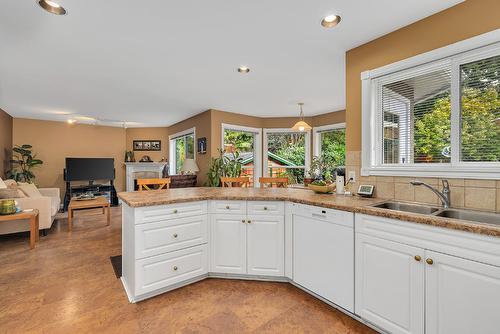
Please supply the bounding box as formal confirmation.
[414,255,421,262]
[173,266,178,271]
[426,258,434,265]
[241,220,246,223]
[247,220,251,224]
[226,205,230,209]
[173,233,178,238]
[173,209,178,214]
[263,207,268,210]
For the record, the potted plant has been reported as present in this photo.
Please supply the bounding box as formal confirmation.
[205,148,244,187]
[6,144,43,183]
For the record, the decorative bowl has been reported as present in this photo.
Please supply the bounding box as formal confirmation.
[307,184,336,194]
[0,200,17,215]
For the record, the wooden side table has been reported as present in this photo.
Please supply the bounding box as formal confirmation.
[0,210,39,249]
[68,197,110,232]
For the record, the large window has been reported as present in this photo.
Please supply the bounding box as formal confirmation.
[362,38,500,178]
[313,123,346,167]
[264,129,310,184]
[169,128,195,175]
[222,124,262,187]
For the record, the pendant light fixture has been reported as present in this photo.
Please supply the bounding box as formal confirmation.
[291,102,312,132]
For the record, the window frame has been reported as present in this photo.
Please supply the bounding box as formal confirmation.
[169,127,196,175]
[263,128,311,180]
[361,31,500,179]
[221,123,262,187]
[313,122,346,159]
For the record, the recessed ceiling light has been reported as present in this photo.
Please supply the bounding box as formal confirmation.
[67,119,75,124]
[38,0,67,15]
[321,14,341,28]
[238,66,250,73]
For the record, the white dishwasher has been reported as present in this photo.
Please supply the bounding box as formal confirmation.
[292,203,354,312]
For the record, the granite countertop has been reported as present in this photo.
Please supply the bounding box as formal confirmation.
[118,187,500,238]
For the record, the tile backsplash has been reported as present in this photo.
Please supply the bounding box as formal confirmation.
[346,151,500,213]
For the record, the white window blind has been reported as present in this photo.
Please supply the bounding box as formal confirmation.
[381,63,452,164]
[459,54,500,162]
[361,32,500,179]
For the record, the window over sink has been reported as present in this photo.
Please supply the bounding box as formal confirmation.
[362,34,500,179]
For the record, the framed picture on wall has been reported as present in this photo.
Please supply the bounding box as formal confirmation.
[133,140,161,151]
[197,137,207,154]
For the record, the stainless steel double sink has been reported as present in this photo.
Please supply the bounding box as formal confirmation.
[371,201,500,226]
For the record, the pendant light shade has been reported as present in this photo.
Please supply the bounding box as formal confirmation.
[292,103,312,132]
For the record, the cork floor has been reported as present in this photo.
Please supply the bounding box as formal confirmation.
[0,207,376,334]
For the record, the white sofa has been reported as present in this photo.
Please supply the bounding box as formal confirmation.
[0,187,61,235]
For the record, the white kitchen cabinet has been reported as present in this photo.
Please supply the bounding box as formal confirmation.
[210,214,247,274]
[292,204,355,312]
[425,250,500,334]
[355,233,424,334]
[247,215,284,276]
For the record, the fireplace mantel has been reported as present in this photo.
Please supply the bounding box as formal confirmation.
[123,162,168,192]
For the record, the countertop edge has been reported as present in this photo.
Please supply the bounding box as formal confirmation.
[117,190,500,238]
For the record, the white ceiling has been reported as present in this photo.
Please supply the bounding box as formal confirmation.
[0,0,463,127]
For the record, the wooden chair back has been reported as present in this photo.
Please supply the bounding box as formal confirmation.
[137,178,171,191]
[220,177,250,188]
[259,177,289,188]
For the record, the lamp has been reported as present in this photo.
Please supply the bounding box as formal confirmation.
[180,159,199,175]
[291,102,312,132]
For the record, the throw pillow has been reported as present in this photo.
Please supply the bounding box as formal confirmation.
[0,177,6,189]
[3,179,16,188]
[0,188,25,199]
[17,182,43,198]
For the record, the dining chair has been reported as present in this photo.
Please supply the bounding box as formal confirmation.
[259,177,289,188]
[137,178,171,191]
[220,177,250,188]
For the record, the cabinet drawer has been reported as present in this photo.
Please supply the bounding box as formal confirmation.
[135,244,208,296]
[247,201,284,215]
[137,201,207,224]
[135,215,208,259]
[210,200,246,214]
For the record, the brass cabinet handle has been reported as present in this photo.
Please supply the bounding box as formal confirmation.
[426,258,434,265]
[173,233,178,238]
[226,205,230,209]
[173,266,178,271]
[173,209,178,214]
[414,255,421,262]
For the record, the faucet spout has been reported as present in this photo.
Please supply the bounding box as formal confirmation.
[410,180,450,208]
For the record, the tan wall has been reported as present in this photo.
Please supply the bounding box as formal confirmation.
[346,0,500,151]
[0,108,13,178]
[125,127,168,162]
[344,0,500,212]
[12,119,126,199]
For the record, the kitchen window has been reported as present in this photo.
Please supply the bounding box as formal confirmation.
[263,128,310,184]
[362,36,500,179]
[313,123,346,167]
[169,128,195,175]
[222,124,262,187]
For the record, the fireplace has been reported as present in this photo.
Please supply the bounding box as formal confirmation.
[123,162,168,192]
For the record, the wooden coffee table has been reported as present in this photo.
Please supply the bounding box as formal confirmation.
[68,197,110,232]
[0,210,39,249]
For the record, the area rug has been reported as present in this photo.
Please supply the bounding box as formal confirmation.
[110,255,122,278]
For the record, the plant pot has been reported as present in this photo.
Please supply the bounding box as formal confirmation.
[304,178,314,186]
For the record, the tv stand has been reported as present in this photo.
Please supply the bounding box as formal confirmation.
[63,181,118,211]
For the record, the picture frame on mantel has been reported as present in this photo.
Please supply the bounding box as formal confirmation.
[133,140,161,151]
[197,137,207,154]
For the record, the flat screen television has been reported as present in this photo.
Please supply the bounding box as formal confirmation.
[65,158,115,182]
